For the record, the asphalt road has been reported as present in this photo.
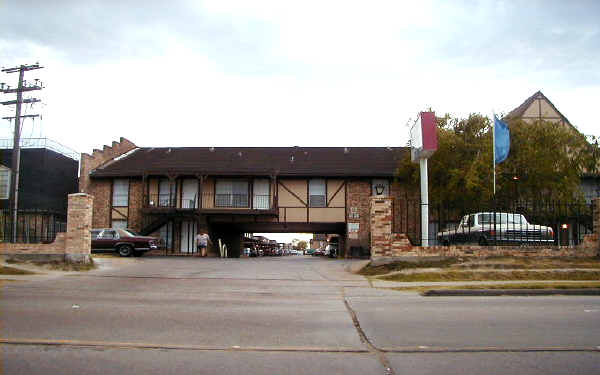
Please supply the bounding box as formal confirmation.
[1,256,599,374]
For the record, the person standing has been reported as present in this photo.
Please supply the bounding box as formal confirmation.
[196,230,211,257]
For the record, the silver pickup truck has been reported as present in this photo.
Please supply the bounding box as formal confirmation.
[437,212,554,246]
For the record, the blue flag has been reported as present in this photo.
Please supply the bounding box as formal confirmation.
[494,115,510,164]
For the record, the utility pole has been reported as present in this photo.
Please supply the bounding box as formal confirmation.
[1,63,43,242]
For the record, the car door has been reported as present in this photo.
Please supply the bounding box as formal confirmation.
[96,229,118,252]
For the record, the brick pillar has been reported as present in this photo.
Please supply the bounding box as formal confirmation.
[370,196,393,258]
[65,193,94,263]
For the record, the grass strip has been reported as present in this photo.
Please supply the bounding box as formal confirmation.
[360,257,600,276]
[0,266,36,275]
[358,258,460,276]
[33,259,96,271]
[378,270,600,282]
[386,282,600,293]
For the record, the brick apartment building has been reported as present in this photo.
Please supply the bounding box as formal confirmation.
[79,139,416,257]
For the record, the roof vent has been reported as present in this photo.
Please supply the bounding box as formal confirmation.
[344,147,349,154]
[290,155,294,163]
[166,148,171,154]
[209,147,215,152]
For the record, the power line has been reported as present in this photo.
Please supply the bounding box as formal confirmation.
[1,63,44,242]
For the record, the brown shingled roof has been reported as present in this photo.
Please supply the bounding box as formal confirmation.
[90,147,408,178]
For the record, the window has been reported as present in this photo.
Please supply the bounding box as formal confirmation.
[0,166,10,200]
[100,229,117,239]
[309,179,326,207]
[216,180,249,207]
[372,179,389,196]
[112,179,129,206]
[253,179,270,209]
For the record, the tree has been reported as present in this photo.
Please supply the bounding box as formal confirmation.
[296,240,307,250]
[396,113,597,207]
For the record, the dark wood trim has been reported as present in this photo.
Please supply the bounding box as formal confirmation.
[278,180,307,206]
[178,178,183,209]
[344,178,348,221]
[250,178,254,209]
[306,179,309,223]
[327,180,345,207]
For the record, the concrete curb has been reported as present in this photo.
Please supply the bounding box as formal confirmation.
[422,288,600,297]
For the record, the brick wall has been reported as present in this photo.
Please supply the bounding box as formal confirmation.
[128,178,144,232]
[79,137,136,194]
[0,233,66,254]
[88,179,111,229]
[370,197,392,257]
[346,179,371,253]
[0,194,93,263]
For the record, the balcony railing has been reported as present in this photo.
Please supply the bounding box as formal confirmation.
[145,193,272,210]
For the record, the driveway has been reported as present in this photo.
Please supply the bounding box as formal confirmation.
[1,256,599,374]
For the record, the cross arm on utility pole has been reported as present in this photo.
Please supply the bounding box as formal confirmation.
[2,114,39,121]
[1,86,42,94]
[1,98,41,106]
[1,64,43,73]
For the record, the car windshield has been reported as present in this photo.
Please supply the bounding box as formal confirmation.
[479,213,527,225]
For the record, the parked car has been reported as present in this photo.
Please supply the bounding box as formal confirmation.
[437,212,554,246]
[306,249,317,255]
[91,228,159,257]
[249,248,260,257]
[312,249,324,256]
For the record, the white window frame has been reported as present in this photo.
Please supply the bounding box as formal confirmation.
[0,166,11,200]
[309,179,326,207]
[215,179,249,207]
[112,179,129,207]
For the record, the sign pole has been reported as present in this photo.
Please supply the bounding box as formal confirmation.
[420,158,429,247]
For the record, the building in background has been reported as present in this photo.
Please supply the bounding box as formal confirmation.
[505,91,600,202]
[0,138,79,242]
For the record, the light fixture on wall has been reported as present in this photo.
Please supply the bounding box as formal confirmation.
[375,184,385,195]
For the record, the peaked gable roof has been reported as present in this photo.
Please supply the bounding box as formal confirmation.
[504,90,576,131]
[90,146,408,178]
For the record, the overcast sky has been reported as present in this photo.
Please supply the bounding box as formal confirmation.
[1,0,599,155]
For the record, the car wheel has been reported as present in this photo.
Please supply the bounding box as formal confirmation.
[478,237,488,246]
[118,244,133,257]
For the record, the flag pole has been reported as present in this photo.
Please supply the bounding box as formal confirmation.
[492,111,496,196]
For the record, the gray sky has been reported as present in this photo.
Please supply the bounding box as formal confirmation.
[1,0,599,155]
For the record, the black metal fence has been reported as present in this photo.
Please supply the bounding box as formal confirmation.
[0,209,67,243]
[396,200,594,247]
